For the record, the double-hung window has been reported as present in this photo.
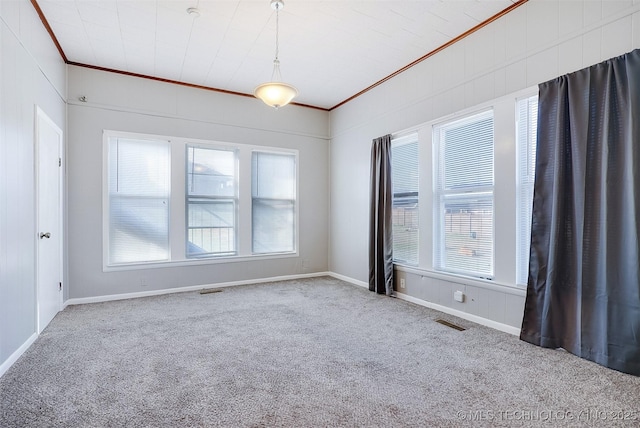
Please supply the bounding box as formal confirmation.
[107,136,171,265]
[186,146,237,257]
[251,151,297,253]
[391,134,419,265]
[433,110,494,278]
[105,130,298,268]
[516,95,539,286]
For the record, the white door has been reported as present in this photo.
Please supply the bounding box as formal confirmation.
[36,107,63,333]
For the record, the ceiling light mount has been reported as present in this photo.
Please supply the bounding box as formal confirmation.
[254,0,297,109]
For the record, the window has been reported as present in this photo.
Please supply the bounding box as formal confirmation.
[391,135,419,265]
[516,95,539,286]
[105,131,298,268]
[433,110,494,278]
[252,151,296,253]
[186,146,237,257]
[107,137,170,264]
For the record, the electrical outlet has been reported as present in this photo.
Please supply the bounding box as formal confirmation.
[140,277,148,287]
[454,290,465,303]
[400,278,406,289]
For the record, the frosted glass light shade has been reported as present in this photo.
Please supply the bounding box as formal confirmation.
[254,82,298,109]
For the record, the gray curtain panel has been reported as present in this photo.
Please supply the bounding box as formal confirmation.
[521,49,640,376]
[369,134,394,296]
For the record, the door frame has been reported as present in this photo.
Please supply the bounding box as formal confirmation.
[34,105,64,333]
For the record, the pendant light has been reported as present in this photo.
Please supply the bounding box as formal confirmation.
[254,0,298,109]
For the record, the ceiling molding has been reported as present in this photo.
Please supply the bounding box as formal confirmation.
[30,0,67,62]
[329,0,529,111]
[66,61,328,112]
[30,0,528,113]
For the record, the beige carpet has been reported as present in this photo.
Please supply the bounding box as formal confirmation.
[1,276,639,427]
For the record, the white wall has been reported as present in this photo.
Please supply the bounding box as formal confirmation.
[66,65,330,300]
[329,0,640,330]
[0,0,66,373]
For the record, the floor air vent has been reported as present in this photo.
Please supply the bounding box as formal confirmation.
[435,319,466,331]
[200,288,223,295]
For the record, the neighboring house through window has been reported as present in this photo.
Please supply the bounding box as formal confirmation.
[186,146,238,257]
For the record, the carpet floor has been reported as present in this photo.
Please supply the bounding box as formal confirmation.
[1,276,639,427]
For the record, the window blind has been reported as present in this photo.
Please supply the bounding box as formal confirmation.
[252,151,296,253]
[433,110,494,278]
[516,95,539,286]
[108,137,170,264]
[391,135,419,265]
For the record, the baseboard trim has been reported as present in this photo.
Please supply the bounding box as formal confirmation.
[328,272,368,288]
[64,270,519,335]
[5,272,520,379]
[64,272,332,306]
[326,272,520,335]
[0,332,38,379]
[396,292,521,336]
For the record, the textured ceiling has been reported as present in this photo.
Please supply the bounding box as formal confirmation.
[35,0,521,110]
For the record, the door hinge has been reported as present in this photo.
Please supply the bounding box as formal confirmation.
[59,282,62,291]
[59,158,62,167]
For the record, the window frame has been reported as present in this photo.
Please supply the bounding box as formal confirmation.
[515,94,539,287]
[251,150,298,255]
[102,130,299,271]
[432,108,495,280]
[104,133,172,267]
[391,133,419,266]
[185,144,239,258]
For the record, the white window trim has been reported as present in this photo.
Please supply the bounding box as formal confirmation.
[251,149,298,255]
[391,132,420,266]
[185,144,239,258]
[388,86,538,290]
[432,108,495,280]
[102,130,299,271]
[515,93,539,287]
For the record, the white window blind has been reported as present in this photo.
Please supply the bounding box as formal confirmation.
[516,95,539,286]
[108,137,170,264]
[252,151,296,254]
[186,146,237,257]
[433,110,494,278]
[392,135,419,265]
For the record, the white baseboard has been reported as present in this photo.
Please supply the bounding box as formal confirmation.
[328,272,368,288]
[65,270,521,335]
[396,291,521,336]
[4,271,519,380]
[326,272,520,336]
[0,332,38,379]
[64,271,332,306]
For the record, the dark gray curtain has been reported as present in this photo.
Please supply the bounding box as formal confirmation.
[521,49,640,376]
[369,134,394,296]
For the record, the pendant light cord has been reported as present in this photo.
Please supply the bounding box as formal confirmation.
[274,3,280,61]
[271,2,282,82]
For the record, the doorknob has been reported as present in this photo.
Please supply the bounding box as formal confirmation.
[39,232,51,239]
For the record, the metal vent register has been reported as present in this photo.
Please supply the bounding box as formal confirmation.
[435,319,466,331]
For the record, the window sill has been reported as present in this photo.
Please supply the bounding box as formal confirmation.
[393,263,526,296]
[104,251,298,272]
